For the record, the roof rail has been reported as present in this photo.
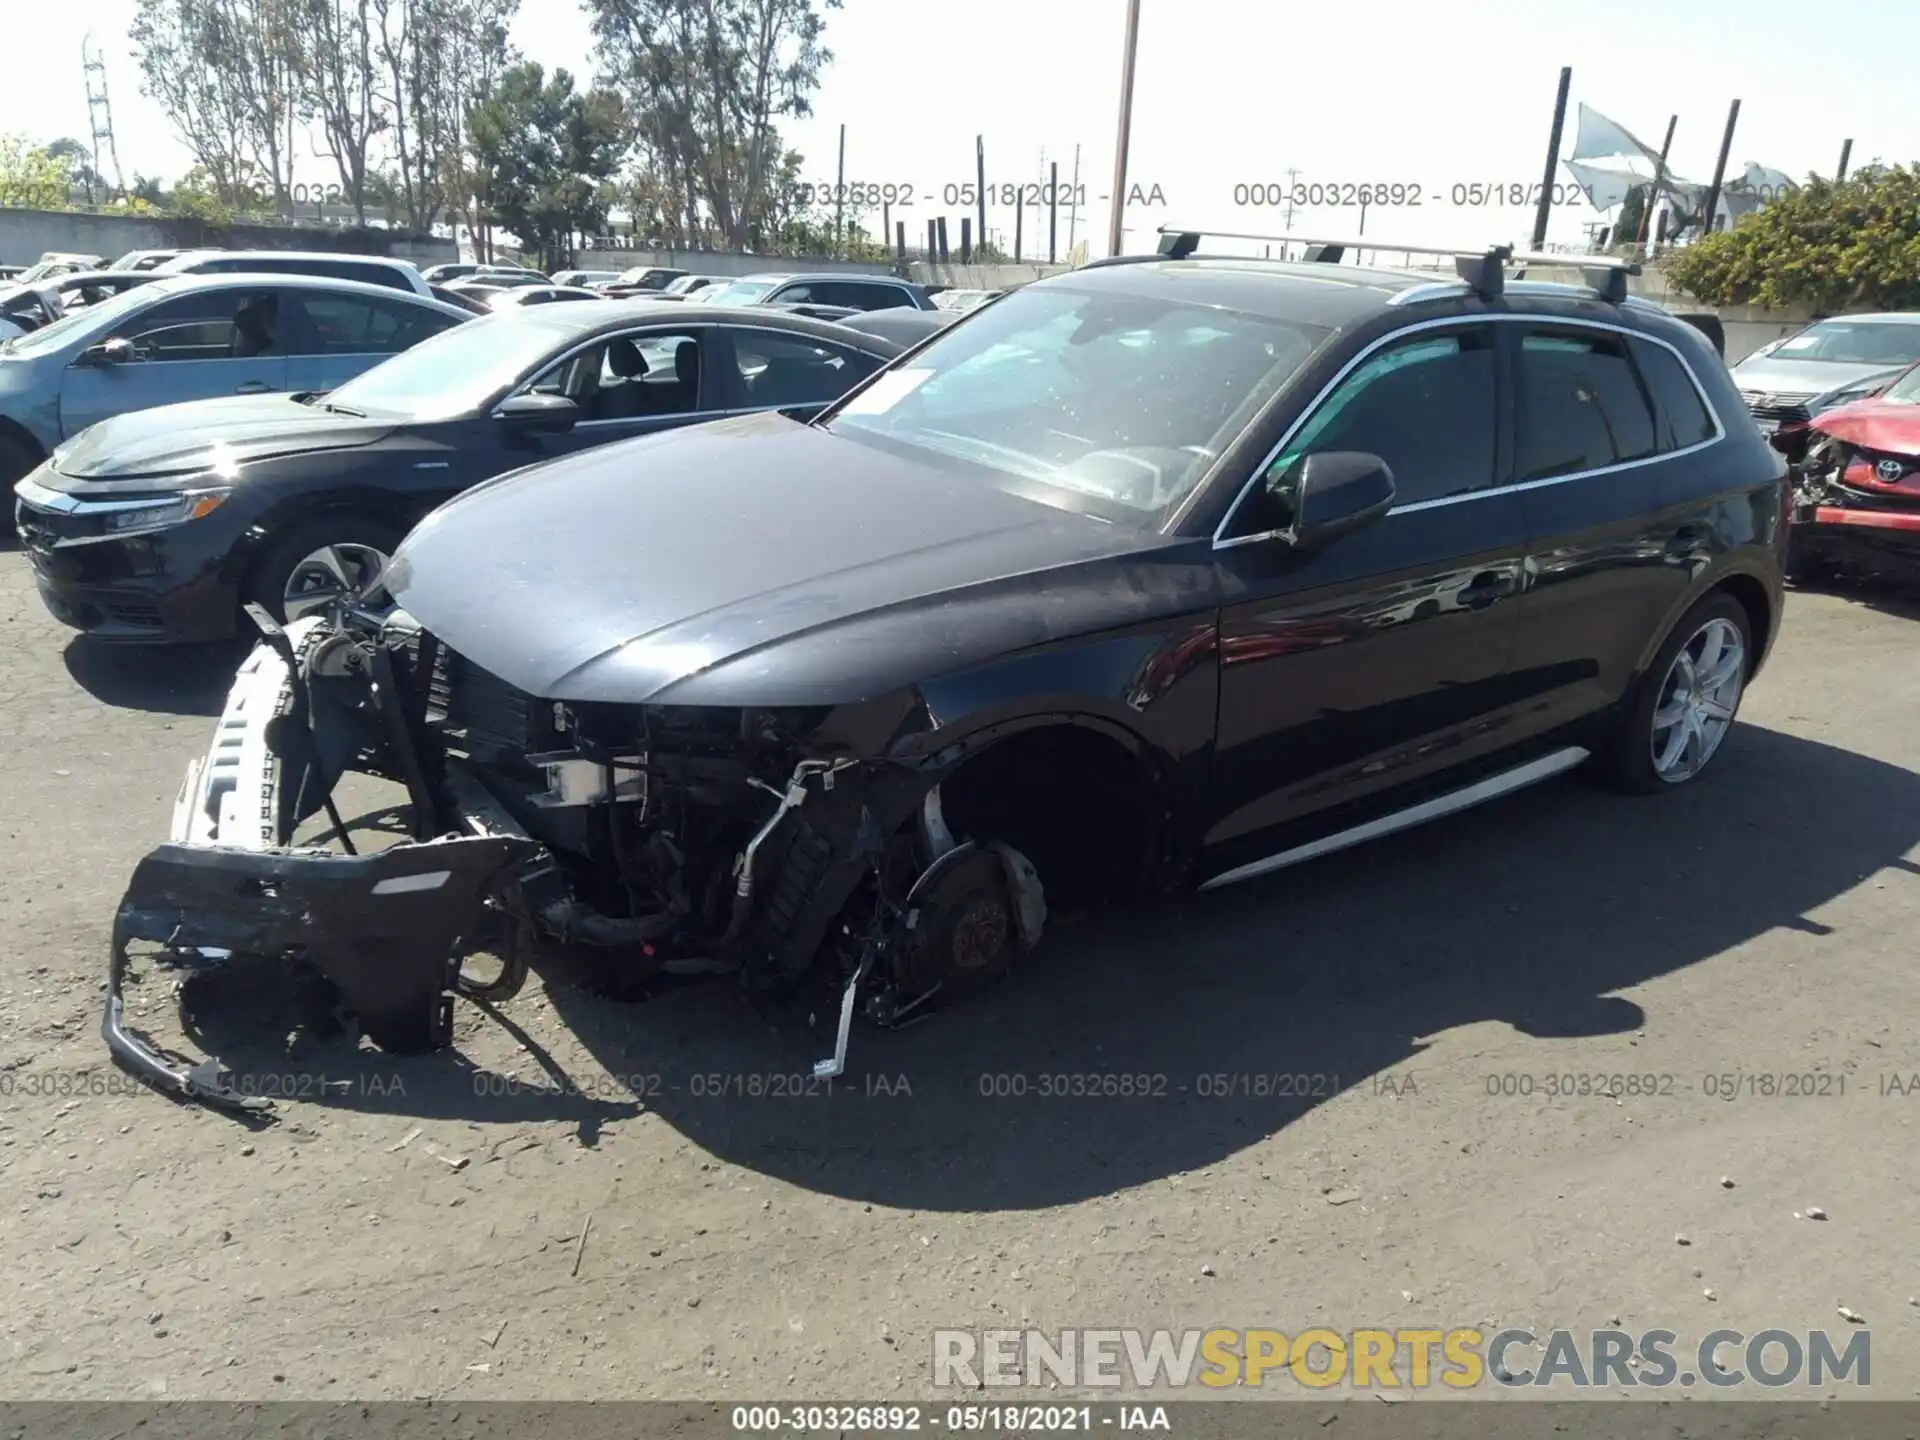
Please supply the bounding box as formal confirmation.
[1151,226,1641,304]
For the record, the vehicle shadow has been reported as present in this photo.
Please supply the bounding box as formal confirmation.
[1795,576,1920,621]
[535,722,1920,1210]
[148,725,1920,1208]
[62,634,248,717]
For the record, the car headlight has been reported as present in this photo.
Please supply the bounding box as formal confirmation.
[97,487,231,536]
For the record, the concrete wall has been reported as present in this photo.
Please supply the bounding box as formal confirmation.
[907,261,1073,289]
[0,207,456,268]
[575,248,898,279]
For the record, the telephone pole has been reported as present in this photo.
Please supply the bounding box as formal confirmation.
[1067,144,1082,255]
[1106,0,1144,257]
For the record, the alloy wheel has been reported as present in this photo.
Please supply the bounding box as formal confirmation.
[283,542,393,621]
[1649,616,1745,784]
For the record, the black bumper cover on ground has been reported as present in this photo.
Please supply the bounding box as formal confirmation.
[106,833,535,1113]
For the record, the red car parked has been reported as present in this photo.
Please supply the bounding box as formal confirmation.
[1786,360,1920,584]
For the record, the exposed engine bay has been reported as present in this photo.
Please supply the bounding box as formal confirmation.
[1789,432,1920,579]
[107,602,1045,1114]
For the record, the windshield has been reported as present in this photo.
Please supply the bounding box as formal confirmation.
[0,282,158,358]
[822,283,1328,521]
[1880,364,1920,404]
[701,280,777,306]
[323,314,566,419]
[1770,320,1920,367]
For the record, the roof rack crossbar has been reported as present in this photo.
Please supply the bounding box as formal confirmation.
[1150,226,1641,305]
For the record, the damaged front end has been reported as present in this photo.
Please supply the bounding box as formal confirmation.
[108,604,1044,1113]
[1789,429,1920,581]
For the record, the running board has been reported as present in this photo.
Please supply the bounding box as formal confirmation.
[1199,746,1590,891]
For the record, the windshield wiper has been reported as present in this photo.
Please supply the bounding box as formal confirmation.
[322,401,366,418]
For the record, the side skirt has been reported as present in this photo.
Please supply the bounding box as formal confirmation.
[1199,745,1590,892]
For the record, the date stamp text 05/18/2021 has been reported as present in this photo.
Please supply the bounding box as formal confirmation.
[1232,180,1604,210]
[779,181,1166,209]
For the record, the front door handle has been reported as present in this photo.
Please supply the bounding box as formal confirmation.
[235,380,275,394]
[1460,570,1517,609]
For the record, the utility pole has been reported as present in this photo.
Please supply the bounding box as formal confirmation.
[1835,138,1853,181]
[833,123,846,258]
[1107,0,1143,258]
[1067,144,1082,254]
[975,136,987,260]
[1282,166,1301,234]
[1636,114,1677,248]
[1701,98,1741,235]
[1530,66,1573,250]
[1049,159,1059,263]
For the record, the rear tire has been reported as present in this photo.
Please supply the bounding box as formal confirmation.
[1593,592,1752,795]
[245,515,404,626]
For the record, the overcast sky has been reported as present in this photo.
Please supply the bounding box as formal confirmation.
[3,0,1911,253]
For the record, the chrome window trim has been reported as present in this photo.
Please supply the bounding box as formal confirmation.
[1210,312,1729,551]
[573,408,730,430]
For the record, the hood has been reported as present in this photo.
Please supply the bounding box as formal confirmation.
[388,412,1181,705]
[1729,355,1905,401]
[46,393,397,486]
[1808,397,1920,455]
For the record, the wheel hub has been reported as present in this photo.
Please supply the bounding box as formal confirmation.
[284,543,393,621]
[1650,617,1745,784]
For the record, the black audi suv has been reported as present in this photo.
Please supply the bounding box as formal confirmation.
[107,232,1788,1109]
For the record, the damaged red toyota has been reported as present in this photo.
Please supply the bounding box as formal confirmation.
[108,230,1789,1112]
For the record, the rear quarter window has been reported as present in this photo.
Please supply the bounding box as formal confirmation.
[1629,335,1719,449]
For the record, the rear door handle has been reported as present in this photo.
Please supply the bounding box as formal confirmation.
[1461,570,1517,609]
[235,380,275,394]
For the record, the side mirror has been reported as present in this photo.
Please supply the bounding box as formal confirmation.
[83,337,138,366]
[1284,451,1396,548]
[493,391,580,434]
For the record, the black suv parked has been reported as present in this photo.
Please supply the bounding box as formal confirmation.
[110,230,1787,1111]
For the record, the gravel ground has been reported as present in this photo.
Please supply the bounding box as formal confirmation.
[1,540,1916,1404]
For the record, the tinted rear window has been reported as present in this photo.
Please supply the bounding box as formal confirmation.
[1516,330,1659,479]
[1631,336,1718,448]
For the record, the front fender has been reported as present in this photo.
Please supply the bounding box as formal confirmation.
[905,622,1217,774]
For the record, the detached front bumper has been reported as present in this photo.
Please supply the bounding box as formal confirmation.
[108,834,534,1110]
[105,615,544,1113]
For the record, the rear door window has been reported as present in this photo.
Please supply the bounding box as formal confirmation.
[1515,328,1659,479]
[282,291,459,355]
[729,330,881,408]
[822,281,907,311]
